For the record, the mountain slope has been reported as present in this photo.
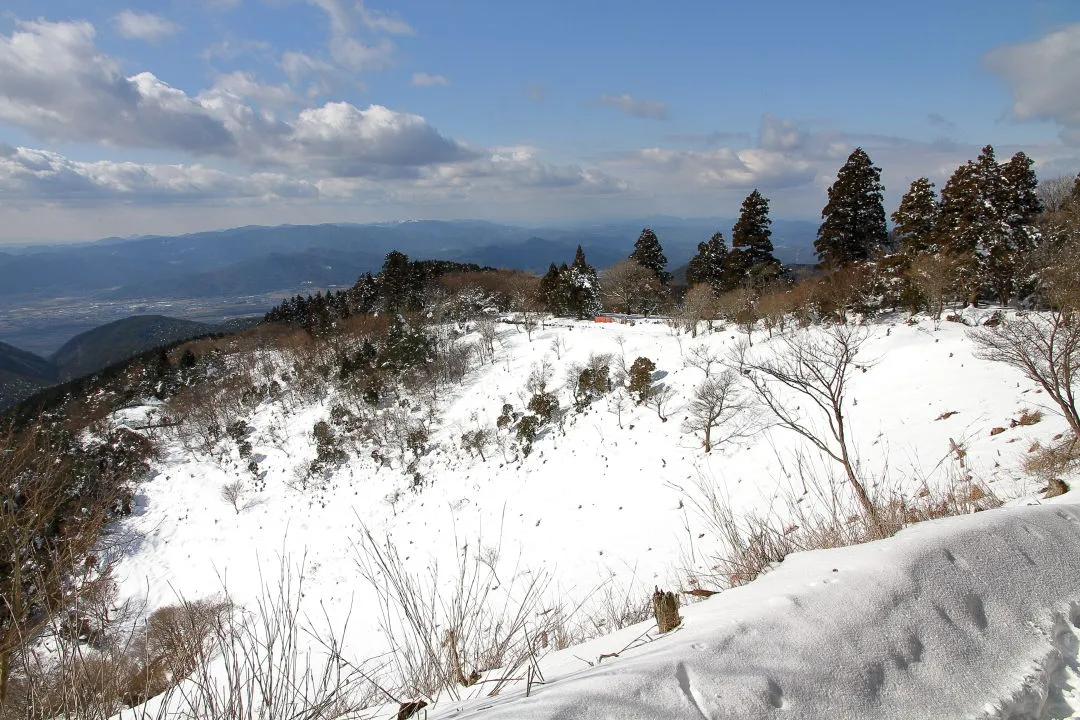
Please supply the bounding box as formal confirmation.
[102,307,1077,718]
[0,340,57,408]
[50,315,219,381]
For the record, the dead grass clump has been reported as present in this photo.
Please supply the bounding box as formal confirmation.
[687,467,1001,590]
[1012,408,1044,427]
[1023,437,1080,496]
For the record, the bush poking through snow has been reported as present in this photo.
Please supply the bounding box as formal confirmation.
[627,357,656,404]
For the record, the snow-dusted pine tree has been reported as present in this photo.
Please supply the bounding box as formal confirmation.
[935,146,1042,305]
[891,177,939,259]
[685,232,728,291]
[629,228,670,284]
[727,189,782,289]
[566,246,602,319]
[814,148,888,269]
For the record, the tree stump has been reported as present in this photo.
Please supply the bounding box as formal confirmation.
[652,586,681,633]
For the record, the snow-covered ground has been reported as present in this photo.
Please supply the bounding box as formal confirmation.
[436,496,1080,720]
[106,308,1080,719]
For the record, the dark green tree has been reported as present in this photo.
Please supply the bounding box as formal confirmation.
[814,148,888,269]
[539,263,570,315]
[380,250,414,312]
[892,177,939,258]
[685,232,728,290]
[629,228,670,284]
[728,189,782,289]
[565,246,602,318]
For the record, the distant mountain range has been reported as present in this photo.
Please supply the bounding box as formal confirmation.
[0,218,818,301]
[0,315,226,409]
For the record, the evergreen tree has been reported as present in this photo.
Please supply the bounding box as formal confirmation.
[728,189,781,288]
[1000,151,1043,257]
[380,250,414,312]
[892,177,939,258]
[539,263,570,315]
[935,145,1040,305]
[565,245,602,318]
[814,148,888,269]
[685,232,728,290]
[629,228,670,284]
[934,159,987,303]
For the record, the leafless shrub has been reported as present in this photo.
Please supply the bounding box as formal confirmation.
[1023,436,1080,490]
[756,287,795,337]
[678,284,717,337]
[681,371,760,452]
[221,480,245,515]
[733,325,879,526]
[353,525,554,703]
[969,310,1080,437]
[0,422,149,707]
[686,458,999,590]
[601,259,666,316]
[907,253,961,320]
[682,342,722,378]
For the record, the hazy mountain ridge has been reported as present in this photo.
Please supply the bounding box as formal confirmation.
[0,219,818,300]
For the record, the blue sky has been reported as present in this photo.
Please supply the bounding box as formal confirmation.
[1,0,1079,241]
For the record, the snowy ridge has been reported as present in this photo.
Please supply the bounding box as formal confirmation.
[435,500,1080,720]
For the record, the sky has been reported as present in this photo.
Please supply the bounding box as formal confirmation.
[1,0,1080,242]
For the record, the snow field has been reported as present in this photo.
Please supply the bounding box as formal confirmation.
[109,309,1076,717]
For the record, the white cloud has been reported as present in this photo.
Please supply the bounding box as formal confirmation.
[206,71,297,107]
[302,0,409,73]
[280,50,335,83]
[0,20,475,175]
[0,144,316,203]
[357,1,414,35]
[758,114,807,151]
[428,146,628,194]
[329,35,395,71]
[0,20,234,152]
[285,102,477,175]
[412,72,449,87]
[985,23,1080,144]
[613,146,815,190]
[598,93,668,120]
[113,10,182,41]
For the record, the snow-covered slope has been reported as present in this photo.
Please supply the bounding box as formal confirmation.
[435,496,1080,720]
[107,309,1079,719]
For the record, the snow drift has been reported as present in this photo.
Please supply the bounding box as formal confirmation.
[436,500,1080,720]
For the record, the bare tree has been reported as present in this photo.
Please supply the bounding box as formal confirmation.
[646,384,676,422]
[683,342,722,378]
[678,284,716,337]
[606,388,631,429]
[715,287,757,345]
[733,325,878,524]
[1038,174,1079,214]
[221,479,245,514]
[969,310,1080,437]
[907,253,960,320]
[681,371,760,452]
[475,318,499,364]
[600,259,665,316]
